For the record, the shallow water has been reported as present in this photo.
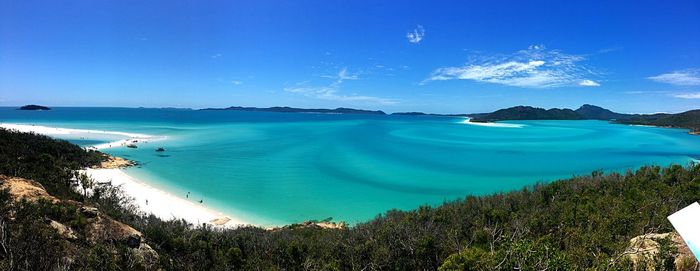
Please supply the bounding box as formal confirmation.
[2,107,699,226]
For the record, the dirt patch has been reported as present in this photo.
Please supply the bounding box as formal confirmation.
[0,175,59,203]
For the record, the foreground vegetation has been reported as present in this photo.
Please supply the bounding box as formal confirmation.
[0,128,698,270]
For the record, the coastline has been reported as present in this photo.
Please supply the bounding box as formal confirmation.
[1,122,249,228]
[83,167,249,228]
[0,122,164,150]
[460,117,525,128]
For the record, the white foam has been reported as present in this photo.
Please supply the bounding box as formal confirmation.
[460,118,525,128]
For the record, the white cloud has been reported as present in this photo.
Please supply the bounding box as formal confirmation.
[231,80,242,85]
[673,92,700,99]
[284,85,397,105]
[578,79,600,87]
[406,25,425,44]
[211,53,223,59]
[336,68,358,83]
[286,68,396,105]
[624,90,670,95]
[425,46,598,88]
[648,69,700,86]
[528,44,545,50]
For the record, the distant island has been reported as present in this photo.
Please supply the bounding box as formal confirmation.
[618,110,700,134]
[201,104,700,133]
[18,104,51,110]
[468,106,582,122]
[201,106,386,115]
[469,104,700,134]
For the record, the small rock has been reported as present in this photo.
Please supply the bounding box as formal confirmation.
[48,220,78,240]
[126,234,142,248]
[129,243,160,269]
[80,206,100,218]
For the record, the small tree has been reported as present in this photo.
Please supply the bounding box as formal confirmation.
[77,172,94,198]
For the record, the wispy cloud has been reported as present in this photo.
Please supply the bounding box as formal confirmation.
[320,67,359,83]
[624,90,670,95]
[406,25,425,44]
[286,68,396,105]
[673,92,700,99]
[648,69,700,86]
[596,46,623,54]
[284,85,397,105]
[424,46,600,88]
[578,79,600,87]
[231,80,242,85]
[336,68,358,83]
[211,53,223,59]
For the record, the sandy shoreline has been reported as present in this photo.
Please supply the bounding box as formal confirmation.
[83,168,249,227]
[0,123,163,150]
[460,118,525,128]
[1,122,249,228]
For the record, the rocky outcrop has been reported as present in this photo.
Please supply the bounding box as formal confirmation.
[624,232,699,270]
[267,220,347,231]
[83,209,143,248]
[311,221,347,229]
[79,206,100,218]
[48,219,78,240]
[0,175,160,269]
[93,155,135,169]
[0,175,59,203]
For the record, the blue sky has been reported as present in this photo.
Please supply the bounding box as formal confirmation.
[1,0,699,113]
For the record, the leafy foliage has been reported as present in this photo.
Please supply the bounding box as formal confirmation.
[0,128,105,198]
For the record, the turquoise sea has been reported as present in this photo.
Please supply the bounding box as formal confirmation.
[2,107,700,226]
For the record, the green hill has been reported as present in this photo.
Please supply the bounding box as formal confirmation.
[574,104,632,120]
[470,106,582,122]
[617,110,700,133]
[470,105,700,134]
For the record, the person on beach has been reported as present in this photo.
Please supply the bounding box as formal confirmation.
[199,199,203,204]
[146,199,149,205]
[186,192,190,198]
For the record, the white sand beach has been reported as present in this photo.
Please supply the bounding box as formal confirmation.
[1,123,247,228]
[0,123,162,150]
[83,168,248,228]
[460,118,525,128]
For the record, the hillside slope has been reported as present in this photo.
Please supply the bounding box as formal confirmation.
[617,110,700,133]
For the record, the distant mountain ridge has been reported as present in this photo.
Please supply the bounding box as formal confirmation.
[617,110,700,134]
[201,106,386,115]
[198,104,699,133]
[469,104,634,122]
[470,104,700,133]
[469,106,583,122]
